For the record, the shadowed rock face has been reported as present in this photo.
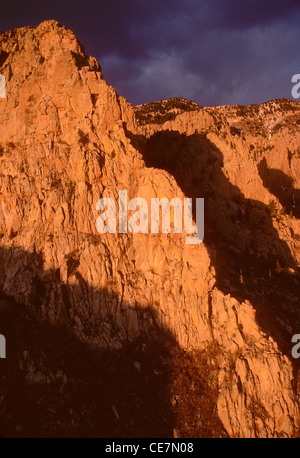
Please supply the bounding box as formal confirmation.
[0,20,300,438]
[258,157,300,219]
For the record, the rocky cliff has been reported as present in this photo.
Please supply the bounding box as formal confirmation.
[0,20,299,438]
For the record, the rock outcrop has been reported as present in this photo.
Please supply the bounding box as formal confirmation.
[0,20,299,437]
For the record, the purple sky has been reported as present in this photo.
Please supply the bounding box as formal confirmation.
[1,0,300,106]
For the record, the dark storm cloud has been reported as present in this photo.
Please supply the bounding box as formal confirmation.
[1,0,300,106]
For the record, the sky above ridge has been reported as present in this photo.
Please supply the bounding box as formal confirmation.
[1,0,300,107]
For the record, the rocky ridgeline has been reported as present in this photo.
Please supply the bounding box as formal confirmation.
[134,97,201,125]
[0,20,300,437]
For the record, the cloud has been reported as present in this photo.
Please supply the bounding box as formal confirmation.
[1,0,300,106]
[102,52,206,104]
[99,1,300,106]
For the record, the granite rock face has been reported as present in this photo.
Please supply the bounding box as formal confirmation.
[0,20,299,437]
